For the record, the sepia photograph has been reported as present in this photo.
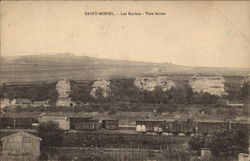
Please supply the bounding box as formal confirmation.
[0,1,250,161]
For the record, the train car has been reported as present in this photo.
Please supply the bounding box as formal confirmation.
[118,124,136,131]
[4,117,36,129]
[0,117,7,129]
[230,122,250,131]
[165,120,195,135]
[74,120,101,131]
[136,120,165,134]
[136,120,147,133]
[102,119,119,130]
[153,120,165,133]
[69,117,93,129]
[197,121,229,134]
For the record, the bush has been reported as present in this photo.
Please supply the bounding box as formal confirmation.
[119,104,129,111]
[189,128,249,157]
[162,144,193,161]
[85,106,93,112]
[188,135,206,152]
[108,107,117,115]
[98,107,104,113]
[38,121,64,147]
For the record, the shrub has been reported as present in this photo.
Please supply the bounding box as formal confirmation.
[189,128,249,157]
[108,107,117,115]
[85,106,93,112]
[98,107,104,113]
[38,121,64,147]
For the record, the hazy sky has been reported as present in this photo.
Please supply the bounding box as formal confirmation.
[1,1,250,68]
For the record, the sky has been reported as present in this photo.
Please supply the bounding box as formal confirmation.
[1,1,250,68]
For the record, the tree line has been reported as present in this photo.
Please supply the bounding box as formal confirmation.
[1,79,249,105]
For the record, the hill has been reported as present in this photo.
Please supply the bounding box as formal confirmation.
[0,54,249,84]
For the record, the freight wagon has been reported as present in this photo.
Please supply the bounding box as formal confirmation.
[102,119,119,130]
[197,121,229,134]
[136,119,249,135]
[136,120,165,134]
[0,117,37,129]
[74,120,101,131]
[165,120,196,135]
[230,122,250,131]
[69,117,93,129]
[0,117,7,129]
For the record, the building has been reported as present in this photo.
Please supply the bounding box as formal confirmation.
[11,98,32,108]
[90,79,111,98]
[39,115,70,130]
[189,74,227,96]
[69,116,93,129]
[56,97,74,107]
[32,100,50,107]
[1,131,41,161]
[226,100,244,107]
[102,119,119,130]
[134,76,176,92]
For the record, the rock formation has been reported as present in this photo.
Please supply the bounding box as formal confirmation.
[56,78,71,98]
[134,76,176,92]
[189,74,227,96]
[90,79,111,98]
[56,78,73,107]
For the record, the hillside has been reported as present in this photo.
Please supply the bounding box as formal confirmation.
[0,54,249,84]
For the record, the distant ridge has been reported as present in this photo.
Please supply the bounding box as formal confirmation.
[0,54,249,84]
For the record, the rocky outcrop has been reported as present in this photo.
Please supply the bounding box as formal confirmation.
[134,76,176,92]
[189,74,227,96]
[0,98,10,108]
[90,79,111,98]
[244,75,250,84]
[56,79,71,98]
[56,79,74,107]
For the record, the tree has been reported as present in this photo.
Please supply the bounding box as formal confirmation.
[186,86,194,104]
[93,87,107,103]
[38,121,64,147]
[70,81,92,103]
[189,127,249,157]
[108,107,117,115]
[240,82,250,102]
[152,86,166,105]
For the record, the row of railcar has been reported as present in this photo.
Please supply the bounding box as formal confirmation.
[136,120,250,135]
[70,117,119,131]
[0,117,38,129]
[0,116,119,131]
[1,117,249,135]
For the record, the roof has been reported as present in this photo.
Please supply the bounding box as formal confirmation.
[15,99,32,104]
[40,115,68,119]
[103,119,118,121]
[69,116,93,119]
[1,131,42,142]
[33,101,49,104]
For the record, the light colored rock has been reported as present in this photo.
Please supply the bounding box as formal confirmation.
[134,76,176,92]
[56,78,75,107]
[189,74,227,96]
[244,75,250,84]
[90,79,111,98]
[56,78,71,98]
[0,98,10,108]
